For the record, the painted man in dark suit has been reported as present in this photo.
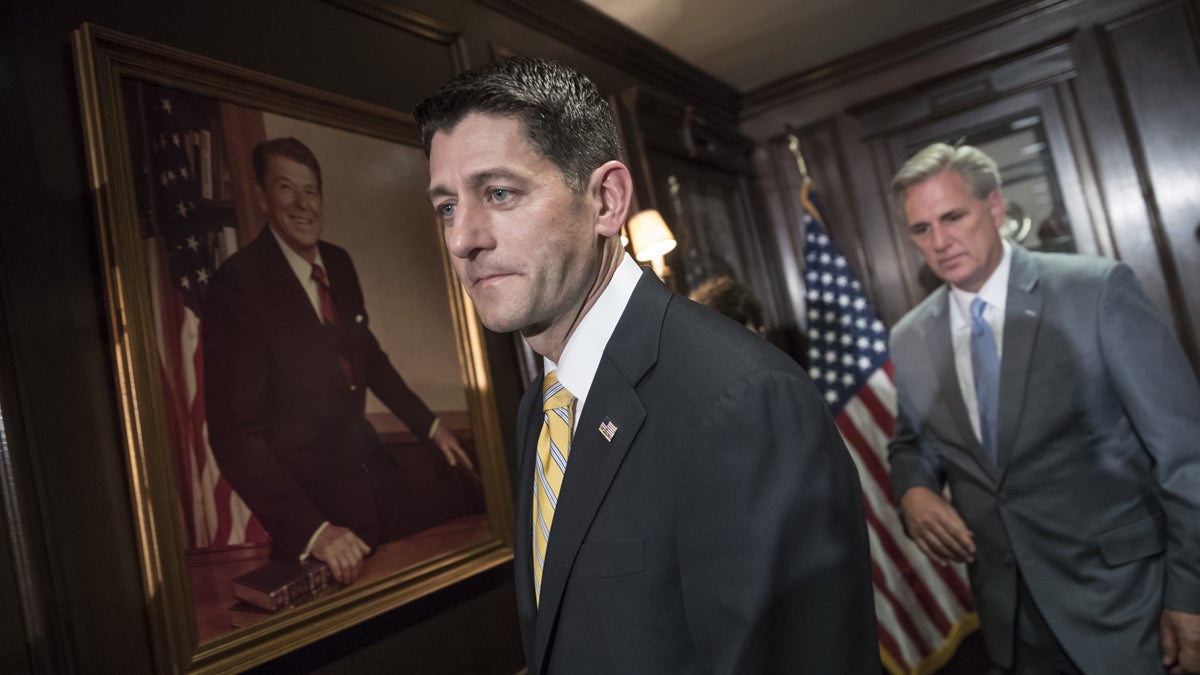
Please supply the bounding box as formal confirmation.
[887,142,1200,673]
[415,58,877,674]
[203,137,481,584]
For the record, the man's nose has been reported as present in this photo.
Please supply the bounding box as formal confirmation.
[445,203,494,259]
[297,191,317,212]
[930,223,951,250]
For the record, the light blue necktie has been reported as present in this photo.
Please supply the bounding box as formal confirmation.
[970,298,999,462]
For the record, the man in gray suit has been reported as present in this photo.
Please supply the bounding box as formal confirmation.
[887,142,1200,674]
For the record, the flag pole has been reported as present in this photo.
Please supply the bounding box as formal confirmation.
[786,131,810,184]
[793,146,979,675]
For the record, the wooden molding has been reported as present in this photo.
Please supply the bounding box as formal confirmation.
[322,0,462,44]
[744,0,1071,115]
[475,0,741,126]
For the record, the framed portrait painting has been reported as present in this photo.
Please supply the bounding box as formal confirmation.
[72,22,513,673]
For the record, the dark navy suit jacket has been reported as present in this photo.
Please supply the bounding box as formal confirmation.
[514,270,878,674]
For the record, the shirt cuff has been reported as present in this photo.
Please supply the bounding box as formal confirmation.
[427,417,440,439]
[300,521,331,562]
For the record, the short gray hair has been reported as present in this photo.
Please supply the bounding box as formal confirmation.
[890,143,1001,219]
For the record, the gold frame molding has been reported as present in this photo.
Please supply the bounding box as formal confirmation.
[71,22,513,673]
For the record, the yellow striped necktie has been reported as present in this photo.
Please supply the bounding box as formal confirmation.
[533,371,575,604]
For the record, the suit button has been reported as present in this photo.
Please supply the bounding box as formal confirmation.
[350,384,357,391]
[1003,554,1014,567]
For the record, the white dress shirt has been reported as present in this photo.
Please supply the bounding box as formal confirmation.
[270,225,327,320]
[542,253,643,431]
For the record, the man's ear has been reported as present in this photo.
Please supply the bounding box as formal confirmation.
[589,160,633,239]
[987,189,1006,230]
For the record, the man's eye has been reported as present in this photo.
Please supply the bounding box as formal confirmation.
[910,224,928,235]
[490,188,511,202]
[438,203,456,218]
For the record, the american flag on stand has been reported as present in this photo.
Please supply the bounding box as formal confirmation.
[141,84,266,549]
[799,179,976,674]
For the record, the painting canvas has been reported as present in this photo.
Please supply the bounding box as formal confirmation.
[74,23,512,673]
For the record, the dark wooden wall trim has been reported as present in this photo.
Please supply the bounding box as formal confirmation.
[844,35,1077,136]
[744,0,1070,115]
[475,0,742,126]
[324,0,462,43]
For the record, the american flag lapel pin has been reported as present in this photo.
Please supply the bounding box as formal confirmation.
[598,417,618,442]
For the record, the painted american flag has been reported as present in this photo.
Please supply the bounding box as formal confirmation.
[800,179,977,674]
[140,84,266,549]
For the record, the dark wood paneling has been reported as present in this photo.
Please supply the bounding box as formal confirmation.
[745,0,1071,114]
[1066,25,1183,344]
[613,86,802,355]
[1102,0,1200,367]
[848,37,1076,138]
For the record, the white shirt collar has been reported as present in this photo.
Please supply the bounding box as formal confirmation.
[270,224,326,280]
[541,253,643,425]
[950,239,1011,329]
[270,225,326,319]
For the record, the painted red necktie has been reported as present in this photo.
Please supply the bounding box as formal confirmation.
[311,263,354,389]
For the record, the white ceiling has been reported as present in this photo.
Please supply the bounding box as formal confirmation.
[580,0,998,92]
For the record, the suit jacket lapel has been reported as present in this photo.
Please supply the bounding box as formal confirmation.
[996,246,1042,474]
[925,286,1001,485]
[512,376,542,665]
[531,270,663,673]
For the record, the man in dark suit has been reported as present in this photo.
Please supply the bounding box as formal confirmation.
[414,58,877,674]
[887,142,1200,674]
[203,137,481,584]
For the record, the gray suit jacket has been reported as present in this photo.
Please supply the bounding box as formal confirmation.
[514,270,878,674]
[888,245,1200,673]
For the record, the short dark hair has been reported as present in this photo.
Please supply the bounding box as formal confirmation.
[689,276,765,330]
[413,57,622,193]
[252,137,322,190]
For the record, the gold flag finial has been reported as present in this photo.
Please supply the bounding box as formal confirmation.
[786,132,809,182]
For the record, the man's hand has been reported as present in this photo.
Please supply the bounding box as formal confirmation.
[899,486,975,565]
[311,525,371,584]
[1162,609,1200,674]
[431,422,474,470]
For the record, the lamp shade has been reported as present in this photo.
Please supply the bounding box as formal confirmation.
[627,209,677,261]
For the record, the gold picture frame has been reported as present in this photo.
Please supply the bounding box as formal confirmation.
[72,22,513,673]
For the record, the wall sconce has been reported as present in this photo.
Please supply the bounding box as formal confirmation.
[627,209,677,279]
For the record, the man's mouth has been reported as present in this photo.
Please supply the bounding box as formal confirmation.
[472,272,513,290]
[937,253,963,268]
